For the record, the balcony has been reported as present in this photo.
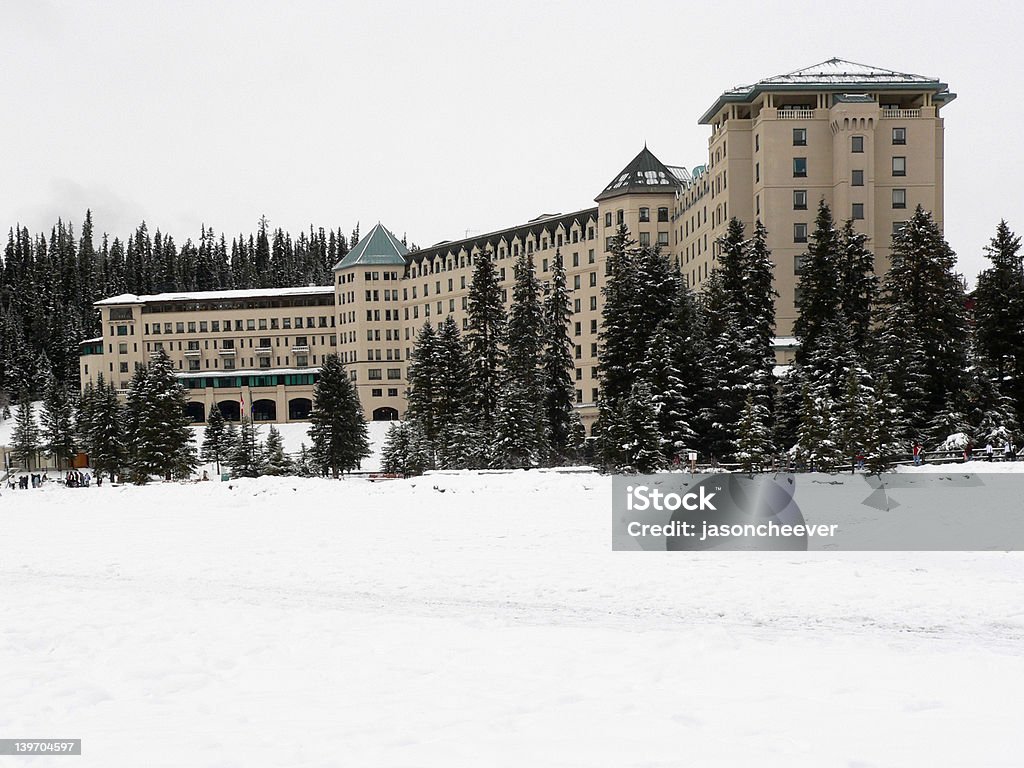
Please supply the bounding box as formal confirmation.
[881,108,921,119]
[255,347,273,356]
[777,109,815,119]
[218,347,236,356]
[184,348,201,357]
[291,345,310,354]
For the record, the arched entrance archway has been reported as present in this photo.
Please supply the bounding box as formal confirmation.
[372,406,399,421]
[288,397,313,420]
[184,401,206,423]
[252,399,277,422]
[217,399,241,421]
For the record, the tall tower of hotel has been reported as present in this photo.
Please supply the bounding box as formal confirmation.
[680,58,956,335]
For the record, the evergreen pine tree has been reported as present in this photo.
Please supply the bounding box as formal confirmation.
[877,206,970,437]
[465,250,506,433]
[735,391,772,473]
[493,251,547,468]
[41,374,76,469]
[973,220,1024,421]
[88,375,124,481]
[309,354,370,477]
[262,425,294,476]
[793,200,843,364]
[541,249,577,464]
[124,350,197,482]
[229,419,264,477]
[12,392,40,471]
[200,405,230,474]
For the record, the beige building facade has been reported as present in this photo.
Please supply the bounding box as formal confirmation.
[80,58,953,433]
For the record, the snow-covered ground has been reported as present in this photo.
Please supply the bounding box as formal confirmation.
[2,472,1022,767]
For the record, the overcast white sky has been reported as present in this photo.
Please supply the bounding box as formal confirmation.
[1,0,1020,283]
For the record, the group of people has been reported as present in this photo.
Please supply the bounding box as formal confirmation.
[912,441,1017,465]
[64,470,97,487]
[9,473,45,489]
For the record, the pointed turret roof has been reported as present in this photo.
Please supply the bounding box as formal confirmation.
[700,57,955,123]
[595,146,681,202]
[333,222,409,270]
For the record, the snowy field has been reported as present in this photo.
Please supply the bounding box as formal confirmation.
[2,472,1023,767]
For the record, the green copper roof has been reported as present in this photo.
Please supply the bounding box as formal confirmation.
[700,57,955,124]
[333,223,409,270]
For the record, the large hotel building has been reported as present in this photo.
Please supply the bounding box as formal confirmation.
[79,59,955,435]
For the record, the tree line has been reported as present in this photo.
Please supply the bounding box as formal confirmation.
[10,349,370,481]
[381,247,584,474]
[0,211,370,402]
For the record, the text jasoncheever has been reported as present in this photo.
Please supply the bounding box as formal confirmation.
[626,519,838,541]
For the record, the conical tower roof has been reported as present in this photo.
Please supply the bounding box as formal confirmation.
[595,146,681,202]
[333,222,409,270]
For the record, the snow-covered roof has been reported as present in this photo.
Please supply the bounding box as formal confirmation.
[95,285,334,306]
[176,367,322,379]
[700,57,954,123]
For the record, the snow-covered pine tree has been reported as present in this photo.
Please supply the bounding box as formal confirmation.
[735,390,772,473]
[541,249,577,465]
[963,355,1019,448]
[465,249,506,433]
[262,425,294,476]
[200,406,230,475]
[433,316,479,469]
[88,375,124,481]
[973,220,1024,422]
[926,398,973,453]
[866,372,907,473]
[309,354,370,477]
[638,315,697,462]
[41,374,76,469]
[619,381,665,474]
[696,269,746,461]
[12,391,40,471]
[294,443,315,477]
[793,200,842,365]
[833,360,875,467]
[837,218,878,351]
[124,350,197,482]
[405,322,440,463]
[381,421,429,476]
[597,224,641,411]
[492,251,547,468]
[876,206,970,437]
[229,419,264,478]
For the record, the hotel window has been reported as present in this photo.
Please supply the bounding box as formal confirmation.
[574,322,581,336]
[893,221,908,234]
[755,162,760,182]
[616,209,624,225]
[572,252,579,267]
[387,368,401,380]
[639,232,651,246]
[892,127,907,145]
[658,207,669,222]
[368,369,382,380]
[792,127,807,146]
[794,223,809,243]
[176,322,185,333]
[604,212,612,227]
[657,232,669,246]
[852,170,864,186]
[589,272,597,287]
[639,207,650,222]
[851,135,864,153]
[371,388,382,397]
[892,156,906,176]
[755,134,759,152]
[119,362,129,373]
[852,203,865,220]
[118,342,128,354]
[794,255,806,275]
[892,188,907,209]
[588,249,595,264]
[793,190,808,210]
[793,157,807,177]
[590,296,597,311]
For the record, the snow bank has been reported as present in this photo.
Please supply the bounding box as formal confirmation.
[1,472,1022,766]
